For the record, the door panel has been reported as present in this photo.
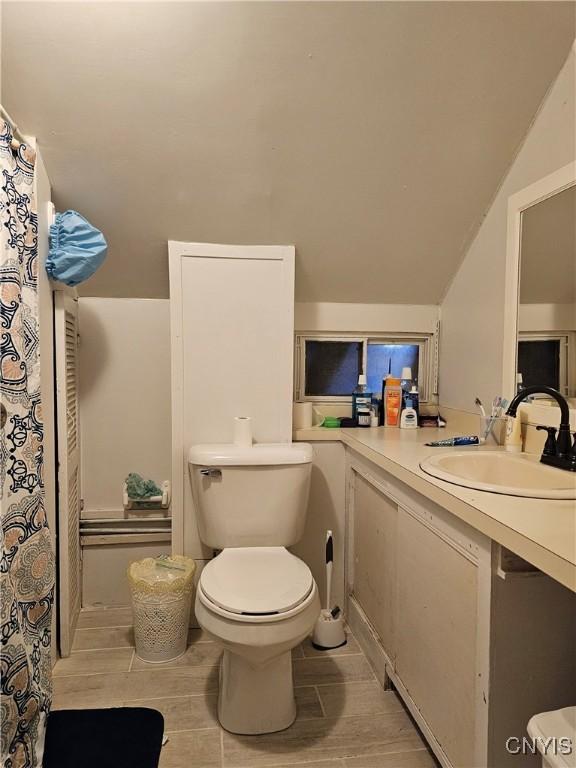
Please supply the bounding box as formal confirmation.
[396,509,477,767]
[55,291,81,657]
[352,472,397,662]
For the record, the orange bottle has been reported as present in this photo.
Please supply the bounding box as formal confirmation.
[384,377,402,427]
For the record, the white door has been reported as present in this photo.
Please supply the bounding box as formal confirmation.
[54,291,81,657]
[168,241,295,556]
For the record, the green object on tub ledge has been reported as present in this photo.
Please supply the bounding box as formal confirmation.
[322,416,341,428]
[125,473,162,499]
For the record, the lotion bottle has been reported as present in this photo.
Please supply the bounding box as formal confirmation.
[400,399,418,429]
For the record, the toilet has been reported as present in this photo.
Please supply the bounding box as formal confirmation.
[188,442,320,735]
[527,707,576,768]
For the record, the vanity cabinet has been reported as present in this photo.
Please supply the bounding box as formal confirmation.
[395,510,477,767]
[346,448,576,768]
[349,460,487,768]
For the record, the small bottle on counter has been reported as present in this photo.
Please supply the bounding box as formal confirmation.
[352,374,372,426]
[407,385,419,421]
[357,403,372,427]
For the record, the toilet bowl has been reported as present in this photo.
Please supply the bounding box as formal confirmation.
[188,441,319,734]
[195,546,321,734]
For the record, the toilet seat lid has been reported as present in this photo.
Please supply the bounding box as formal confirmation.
[200,547,313,615]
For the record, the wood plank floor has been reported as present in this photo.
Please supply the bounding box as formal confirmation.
[52,608,438,768]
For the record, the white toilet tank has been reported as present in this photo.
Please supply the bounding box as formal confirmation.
[188,443,313,549]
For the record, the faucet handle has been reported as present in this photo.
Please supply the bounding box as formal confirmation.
[536,425,557,456]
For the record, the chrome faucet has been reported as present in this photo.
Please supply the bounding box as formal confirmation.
[505,386,576,472]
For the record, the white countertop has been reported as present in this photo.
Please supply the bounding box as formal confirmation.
[297,426,576,592]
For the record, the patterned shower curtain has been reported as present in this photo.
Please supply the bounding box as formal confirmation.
[1,120,55,767]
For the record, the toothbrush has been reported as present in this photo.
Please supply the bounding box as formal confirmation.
[475,397,486,418]
[483,397,500,440]
[483,396,509,441]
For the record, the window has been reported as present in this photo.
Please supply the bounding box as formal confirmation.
[366,342,420,394]
[518,333,569,395]
[304,340,363,396]
[295,332,435,402]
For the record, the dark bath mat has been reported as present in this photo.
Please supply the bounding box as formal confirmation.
[43,707,164,768]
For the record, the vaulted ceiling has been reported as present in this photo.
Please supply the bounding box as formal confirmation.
[2,2,574,301]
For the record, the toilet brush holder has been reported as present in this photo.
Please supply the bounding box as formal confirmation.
[313,530,347,650]
[312,609,346,651]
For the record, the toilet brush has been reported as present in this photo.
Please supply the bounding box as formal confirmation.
[312,530,347,650]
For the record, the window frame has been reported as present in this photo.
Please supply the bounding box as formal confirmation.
[517,331,572,397]
[294,331,436,404]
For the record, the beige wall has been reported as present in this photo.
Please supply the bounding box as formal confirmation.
[291,442,346,611]
[439,46,575,414]
[295,302,438,333]
[78,298,171,514]
[518,303,576,333]
[82,541,171,608]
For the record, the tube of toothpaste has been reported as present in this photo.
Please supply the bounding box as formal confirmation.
[425,435,481,447]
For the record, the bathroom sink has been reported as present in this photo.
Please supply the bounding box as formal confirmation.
[420,451,576,499]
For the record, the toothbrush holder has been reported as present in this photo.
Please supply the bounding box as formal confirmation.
[479,416,507,446]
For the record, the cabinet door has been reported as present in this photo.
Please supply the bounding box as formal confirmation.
[352,473,397,663]
[55,292,82,657]
[396,509,477,767]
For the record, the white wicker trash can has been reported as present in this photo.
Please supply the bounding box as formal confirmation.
[128,555,196,663]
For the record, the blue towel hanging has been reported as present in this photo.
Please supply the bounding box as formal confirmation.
[47,210,107,286]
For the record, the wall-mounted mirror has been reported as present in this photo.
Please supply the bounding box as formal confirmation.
[516,183,576,404]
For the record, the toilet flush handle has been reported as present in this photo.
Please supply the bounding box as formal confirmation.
[200,468,222,478]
